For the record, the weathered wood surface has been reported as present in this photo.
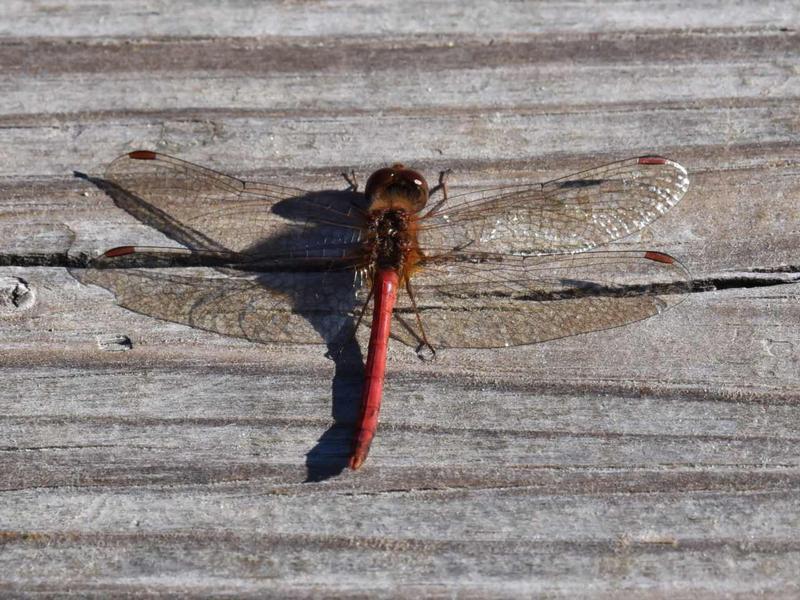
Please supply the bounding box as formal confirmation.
[1,1,799,597]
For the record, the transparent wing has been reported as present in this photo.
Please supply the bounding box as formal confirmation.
[102,150,366,257]
[73,251,369,346]
[81,153,691,351]
[418,156,689,255]
[77,151,373,346]
[392,251,691,349]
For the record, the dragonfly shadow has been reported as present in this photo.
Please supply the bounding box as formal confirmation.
[72,172,370,482]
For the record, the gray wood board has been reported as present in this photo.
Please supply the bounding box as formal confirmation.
[1,2,799,597]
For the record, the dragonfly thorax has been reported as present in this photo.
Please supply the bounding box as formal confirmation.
[366,208,415,272]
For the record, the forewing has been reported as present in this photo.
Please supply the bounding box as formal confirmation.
[103,151,365,257]
[392,251,690,349]
[418,156,689,255]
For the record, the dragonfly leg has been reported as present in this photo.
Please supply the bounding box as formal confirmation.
[341,169,359,192]
[336,170,368,220]
[424,169,452,217]
[429,168,451,200]
[342,273,375,350]
[405,280,436,360]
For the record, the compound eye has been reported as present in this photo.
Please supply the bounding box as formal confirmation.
[364,168,397,200]
[399,169,429,196]
[395,169,429,211]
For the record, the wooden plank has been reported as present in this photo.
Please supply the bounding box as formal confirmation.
[3,1,798,37]
[1,2,799,596]
[4,31,800,117]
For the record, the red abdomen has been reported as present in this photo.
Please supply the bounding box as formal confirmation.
[349,269,399,469]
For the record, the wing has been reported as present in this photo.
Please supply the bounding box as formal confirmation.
[78,150,373,346]
[102,150,366,257]
[73,253,369,346]
[392,250,691,349]
[418,156,689,256]
[81,153,690,351]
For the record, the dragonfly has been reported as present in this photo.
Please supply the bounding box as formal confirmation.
[76,150,691,469]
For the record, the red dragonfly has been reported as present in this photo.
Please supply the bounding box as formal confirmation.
[77,151,690,469]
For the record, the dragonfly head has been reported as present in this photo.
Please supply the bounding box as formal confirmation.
[365,164,429,213]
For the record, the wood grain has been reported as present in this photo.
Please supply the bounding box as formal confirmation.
[1,1,798,596]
